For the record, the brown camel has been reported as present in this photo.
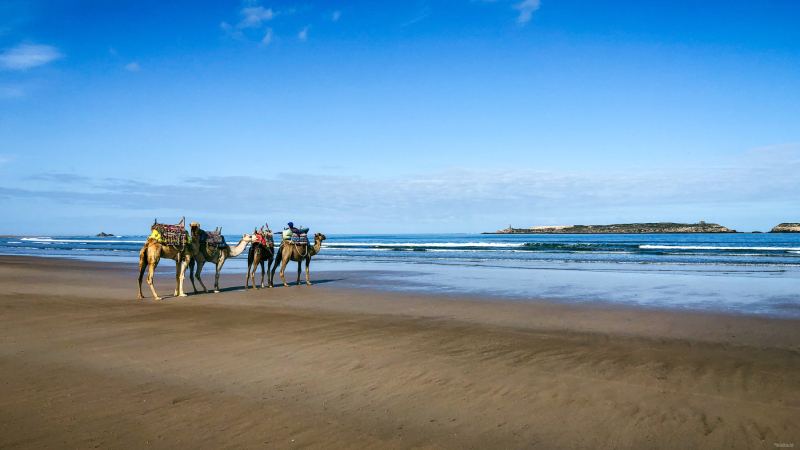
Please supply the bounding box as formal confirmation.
[245,224,275,290]
[270,233,326,287]
[189,231,256,293]
[137,221,201,300]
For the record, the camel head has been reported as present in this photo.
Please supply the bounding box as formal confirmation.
[189,222,200,242]
[242,233,257,243]
[315,233,326,243]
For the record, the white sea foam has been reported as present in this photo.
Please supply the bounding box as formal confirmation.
[21,237,145,244]
[640,245,800,251]
[324,242,528,248]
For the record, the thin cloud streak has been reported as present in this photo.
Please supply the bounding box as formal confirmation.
[0,85,24,98]
[401,13,430,27]
[262,28,273,45]
[238,6,275,28]
[0,43,62,70]
[5,145,798,223]
[513,0,540,24]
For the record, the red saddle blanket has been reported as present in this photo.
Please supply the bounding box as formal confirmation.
[255,231,273,246]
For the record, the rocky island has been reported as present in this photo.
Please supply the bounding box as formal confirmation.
[769,223,800,233]
[96,232,115,237]
[487,221,736,234]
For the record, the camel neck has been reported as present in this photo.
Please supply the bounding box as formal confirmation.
[228,238,250,257]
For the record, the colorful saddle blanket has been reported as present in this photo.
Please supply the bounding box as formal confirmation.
[291,233,309,244]
[255,231,274,247]
[150,222,188,246]
[199,230,227,248]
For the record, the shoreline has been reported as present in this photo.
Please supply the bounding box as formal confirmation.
[2,253,799,320]
[482,231,743,234]
[1,255,799,448]
[4,255,800,340]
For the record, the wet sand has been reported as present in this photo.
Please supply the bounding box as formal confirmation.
[0,255,798,449]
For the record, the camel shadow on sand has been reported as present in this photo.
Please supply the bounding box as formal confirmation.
[212,278,346,293]
[141,278,347,300]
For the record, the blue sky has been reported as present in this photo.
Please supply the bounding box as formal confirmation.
[0,0,798,234]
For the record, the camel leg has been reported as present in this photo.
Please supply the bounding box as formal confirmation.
[194,260,209,293]
[305,258,312,286]
[188,258,197,293]
[177,257,189,297]
[214,260,222,293]
[138,248,148,299]
[252,254,260,290]
[174,260,181,297]
[296,260,302,286]
[279,259,289,287]
[259,260,265,288]
[267,256,274,288]
[147,261,160,300]
[270,247,282,287]
[245,258,253,290]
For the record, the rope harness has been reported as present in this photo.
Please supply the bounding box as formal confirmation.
[287,240,309,259]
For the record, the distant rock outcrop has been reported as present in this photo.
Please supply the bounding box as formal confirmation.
[96,232,115,237]
[769,223,800,233]
[488,221,736,234]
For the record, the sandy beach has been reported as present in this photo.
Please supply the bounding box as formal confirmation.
[1,255,798,449]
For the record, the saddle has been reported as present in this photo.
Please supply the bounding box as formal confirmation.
[150,218,189,246]
[199,228,227,248]
[285,227,309,245]
[291,233,309,244]
[256,231,274,247]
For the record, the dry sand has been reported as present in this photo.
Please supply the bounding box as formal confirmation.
[0,255,798,449]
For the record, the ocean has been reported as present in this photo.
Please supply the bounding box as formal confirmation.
[2,233,799,317]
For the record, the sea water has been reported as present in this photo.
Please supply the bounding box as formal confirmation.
[1,233,798,317]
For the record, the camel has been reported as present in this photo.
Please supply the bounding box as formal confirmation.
[137,220,201,300]
[188,230,256,293]
[270,233,326,287]
[245,224,275,290]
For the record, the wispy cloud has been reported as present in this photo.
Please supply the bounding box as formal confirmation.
[0,43,62,70]
[513,0,541,24]
[221,21,245,40]
[5,145,799,225]
[332,11,341,21]
[222,3,281,42]
[238,6,275,28]
[0,85,24,99]
[262,28,273,45]
[124,62,140,71]
[298,26,308,41]
[27,173,92,184]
